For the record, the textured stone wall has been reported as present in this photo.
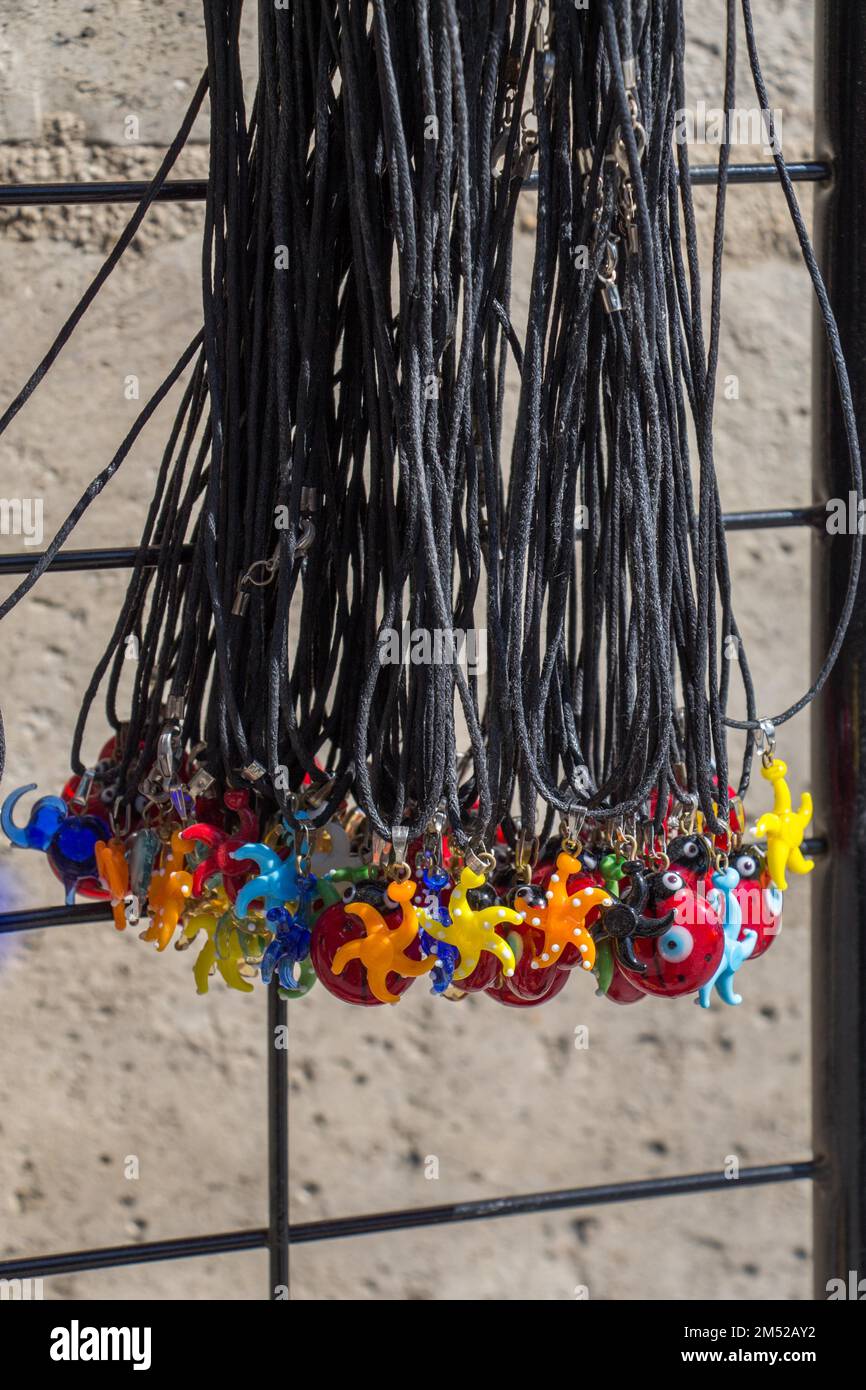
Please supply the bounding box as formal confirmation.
[0,1,819,1300]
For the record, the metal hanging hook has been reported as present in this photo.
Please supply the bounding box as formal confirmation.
[757,719,777,767]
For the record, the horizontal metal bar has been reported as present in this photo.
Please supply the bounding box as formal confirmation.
[0,1228,267,1281]
[0,506,828,579]
[0,163,832,209]
[0,179,210,208]
[0,837,829,936]
[0,902,114,933]
[0,545,194,577]
[0,1161,816,1279]
[688,160,830,187]
[525,160,830,190]
[288,1161,817,1243]
[721,504,827,531]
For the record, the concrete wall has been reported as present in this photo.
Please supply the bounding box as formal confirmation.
[0,1,820,1300]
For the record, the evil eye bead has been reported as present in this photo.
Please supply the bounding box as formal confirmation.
[658,925,695,963]
[660,870,685,896]
[734,852,760,880]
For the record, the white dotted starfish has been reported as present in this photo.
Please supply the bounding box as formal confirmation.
[516,852,612,972]
[419,866,521,981]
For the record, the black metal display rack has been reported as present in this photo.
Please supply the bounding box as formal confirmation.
[0,0,862,1302]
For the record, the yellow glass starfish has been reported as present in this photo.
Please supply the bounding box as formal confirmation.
[752,758,814,892]
[334,878,435,1004]
[516,851,612,972]
[140,830,194,952]
[178,889,257,994]
[420,866,521,981]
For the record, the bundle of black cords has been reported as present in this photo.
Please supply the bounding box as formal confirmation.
[0,0,860,862]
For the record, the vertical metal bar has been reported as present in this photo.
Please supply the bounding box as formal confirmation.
[812,0,866,1299]
[268,980,290,1297]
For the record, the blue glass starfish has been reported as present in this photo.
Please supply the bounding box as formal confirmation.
[231,840,307,917]
[262,905,313,992]
[416,868,460,994]
[699,864,758,1008]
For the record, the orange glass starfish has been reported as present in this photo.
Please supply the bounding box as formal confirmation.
[140,830,194,952]
[333,878,435,1004]
[94,837,132,931]
[515,852,612,972]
